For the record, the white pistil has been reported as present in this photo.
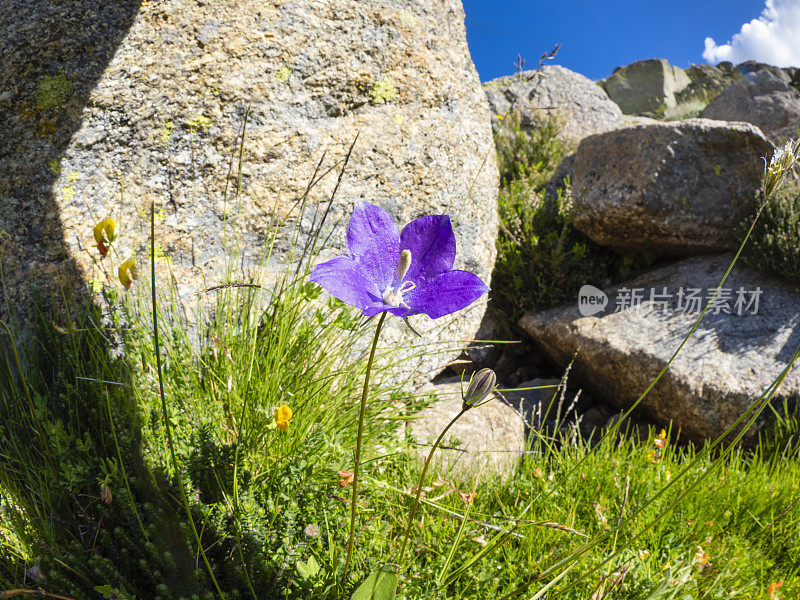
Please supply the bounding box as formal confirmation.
[382,249,415,308]
[398,249,412,280]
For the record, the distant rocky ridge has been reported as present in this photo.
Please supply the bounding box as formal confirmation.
[483,65,625,144]
[600,58,800,120]
[700,71,800,142]
[599,58,691,116]
[484,57,800,145]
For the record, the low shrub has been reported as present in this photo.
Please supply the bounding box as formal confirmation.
[739,178,800,284]
[495,111,566,185]
[490,114,653,335]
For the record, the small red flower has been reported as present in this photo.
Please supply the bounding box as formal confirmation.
[768,581,784,598]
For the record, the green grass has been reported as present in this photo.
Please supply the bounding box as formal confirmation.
[0,243,413,598]
[372,428,800,599]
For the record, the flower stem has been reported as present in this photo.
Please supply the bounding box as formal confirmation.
[343,311,387,586]
[397,407,468,566]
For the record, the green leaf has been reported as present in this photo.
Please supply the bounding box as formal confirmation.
[350,564,398,600]
[95,585,136,600]
[296,554,321,580]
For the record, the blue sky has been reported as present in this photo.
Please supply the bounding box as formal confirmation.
[462,0,788,82]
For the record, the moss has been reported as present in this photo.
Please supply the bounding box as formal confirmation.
[34,74,72,112]
[160,120,174,147]
[369,78,399,104]
[184,114,213,132]
[60,185,75,203]
[739,180,800,284]
[397,8,419,27]
[48,158,63,176]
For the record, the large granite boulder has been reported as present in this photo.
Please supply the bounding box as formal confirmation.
[599,58,691,116]
[564,119,773,257]
[0,0,498,383]
[700,71,800,140]
[483,65,624,145]
[520,255,800,442]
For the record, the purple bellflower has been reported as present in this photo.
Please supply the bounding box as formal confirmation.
[310,202,488,319]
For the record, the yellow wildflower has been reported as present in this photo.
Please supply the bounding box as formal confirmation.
[654,428,668,449]
[93,218,116,258]
[275,404,292,431]
[118,257,138,290]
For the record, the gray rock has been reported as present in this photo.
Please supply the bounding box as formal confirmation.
[507,364,542,387]
[717,61,734,74]
[445,358,477,377]
[465,310,504,369]
[735,61,793,85]
[770,120,800,145]
[599,58,691,116]
[0,0,498,386]
[700,71,800,136]
[409,379,525,478]
[568,119,773,257]
[520,254,800,442]
[484,65,624,145]
[581,407,607,434]
[786,67,800,88]
[510,378,563,428]
[677,64,739,105]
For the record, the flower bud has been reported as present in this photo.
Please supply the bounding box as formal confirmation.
[462,368,497,409]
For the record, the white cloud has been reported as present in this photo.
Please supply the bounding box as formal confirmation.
[703,0,800,67]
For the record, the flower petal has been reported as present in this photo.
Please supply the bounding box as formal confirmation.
[310,256,381,311]
[404,270,488,319]
[346,202,399,290]
[400,215,456,284]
